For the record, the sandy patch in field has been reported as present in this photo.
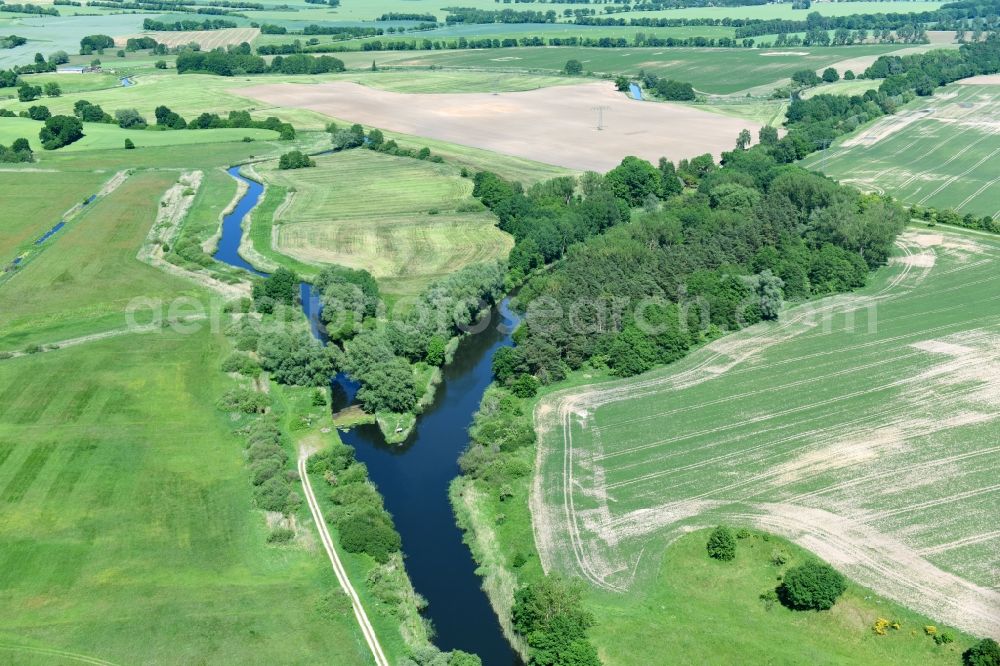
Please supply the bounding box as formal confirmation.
[115,27,260,50]
[892,252,936,268]
[910,340,976,356]
[236,81,766,171]
[926,31,957,44]
[957,74,1000,85]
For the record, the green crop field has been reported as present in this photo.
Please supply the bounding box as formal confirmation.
[533,225,1000,638]
[337,44,906,95]
[256,150,512,295]
[804,82,1000,219]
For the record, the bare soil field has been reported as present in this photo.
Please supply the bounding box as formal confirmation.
[959,74,1000,85]
[115,28,259,50]
[237,81,765,171]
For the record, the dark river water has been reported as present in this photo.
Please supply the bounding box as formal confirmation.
[216,166,521,665]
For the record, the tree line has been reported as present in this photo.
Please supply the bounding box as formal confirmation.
[176,43,345,76]
[0,3,58,16]
[142,17,237,31]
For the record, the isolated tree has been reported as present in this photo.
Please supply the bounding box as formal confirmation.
[964,639,1000,666]
[17,84,41,102]
[736,128,752,150]
[706,525,737,561]
[27,105,50,121]
[114,108,146,129]
[563,59,584,75]
[124,138,135,149]
[43,82,61,97]
[778,560,847,610]
[821,67,840,83]
[843,69,855,80]
[791,69,821,87]
[155,59,167,69]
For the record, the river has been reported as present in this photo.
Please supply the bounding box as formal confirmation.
[215,166,521,665]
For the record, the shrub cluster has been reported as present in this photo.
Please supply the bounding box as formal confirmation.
[236,418,301,514]
[458,387,535,486]
[278,150,315,170]
[308,443,402,563]
[154,105,295,138]
[39,115,83,150]
[0,137,33,163]
[511,576,601,666]
[216,387,270,414]
[777,560,847,610]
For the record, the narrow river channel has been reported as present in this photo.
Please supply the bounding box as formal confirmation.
[215,166,522,665]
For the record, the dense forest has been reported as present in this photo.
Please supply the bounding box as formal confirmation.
[476,147,904,385]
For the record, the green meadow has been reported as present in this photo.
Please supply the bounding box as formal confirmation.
[586,528,975,665]
[0,119,382,662]
[0,329,371,665]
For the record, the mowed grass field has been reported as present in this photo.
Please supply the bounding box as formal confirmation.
[337,44,906,94]
[258,150,512,294]
[804,82,1000,219]
[533,226,1000,638]
[0,329,371,665]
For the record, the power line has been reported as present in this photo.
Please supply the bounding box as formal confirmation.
[591,105,609,131]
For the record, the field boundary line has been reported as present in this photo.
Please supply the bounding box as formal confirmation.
[0,643,117,665]
[298,450,390,666]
